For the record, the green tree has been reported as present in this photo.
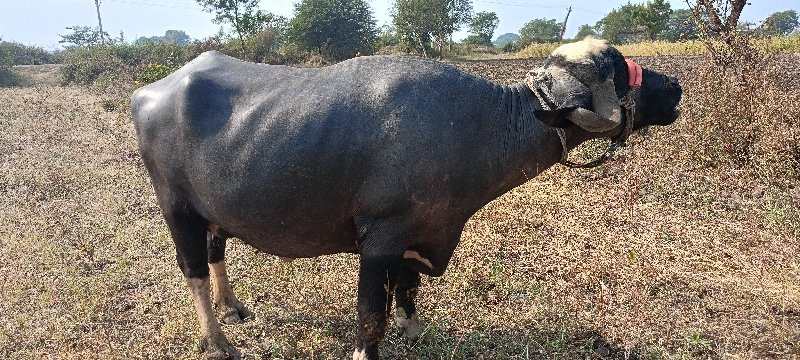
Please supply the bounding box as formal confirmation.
[574,24,597,40]
[247,17,289,63]
[58,26,109,47]
[196,0,273,58]
[445,0,474,46]
[164,30,191,44]
[394,0,437,56]
[762,10,799,35]
[518,18,560,47]
[288,0,378,61]
[0,39,11,68]
[376,25,401,48]
[135,30,192,44]
[596,0,672,44]
[393,0,473,57]
[660,8,698,41]
[467,11,499,46]
[642,0,672,38]
[0,38,13,86]
[492,32,518,46]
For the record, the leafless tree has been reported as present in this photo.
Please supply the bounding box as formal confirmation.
[94,0,105,44]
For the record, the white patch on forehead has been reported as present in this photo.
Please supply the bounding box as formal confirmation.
[403,250,433,269]
[552,36,609,63]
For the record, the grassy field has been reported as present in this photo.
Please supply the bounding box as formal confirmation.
[0,54,798,359]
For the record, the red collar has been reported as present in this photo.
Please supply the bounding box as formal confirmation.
[625,59,642,88]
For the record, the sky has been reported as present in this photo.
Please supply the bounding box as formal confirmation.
[0,0,796,50]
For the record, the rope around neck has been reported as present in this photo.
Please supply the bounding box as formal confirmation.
[556,88,638,169]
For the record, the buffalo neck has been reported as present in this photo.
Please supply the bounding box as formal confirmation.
[465,82,565,214]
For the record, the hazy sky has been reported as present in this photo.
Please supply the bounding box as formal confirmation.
[0,0,796,49]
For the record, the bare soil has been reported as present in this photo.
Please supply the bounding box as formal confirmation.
[0,58,797,359]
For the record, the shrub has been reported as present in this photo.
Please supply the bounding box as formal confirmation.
[499,41,515,52]
[288,0,378,61]
[0,39,24,87]
[59,42,205,86]
[247,28,286,64]
[0,41,54,65]
[681,36,800,184]
[137,63,173,84]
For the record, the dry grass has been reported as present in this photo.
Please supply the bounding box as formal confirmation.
[0,54,798,359]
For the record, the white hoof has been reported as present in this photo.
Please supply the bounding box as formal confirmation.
[352,348,367,360]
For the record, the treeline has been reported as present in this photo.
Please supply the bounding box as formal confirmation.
[3,0,799,89]
[513,4,798,50]
[54,0,799,63]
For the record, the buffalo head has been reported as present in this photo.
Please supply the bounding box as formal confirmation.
[528,37,682,135]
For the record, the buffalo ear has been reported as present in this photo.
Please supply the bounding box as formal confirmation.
[528,67,588,128]
[530,66,622,133]
[565,78,622,132]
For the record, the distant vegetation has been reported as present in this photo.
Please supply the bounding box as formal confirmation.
[288,0,377,61]
[0,40,54,65]
[134,30,191,45]
[0,0,797,90]
[0,39,53,86]
[493,33,518,47]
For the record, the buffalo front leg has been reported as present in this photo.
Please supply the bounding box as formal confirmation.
[353,248,402,359]
[394,266,423,339]
[208,233,254,324]
[163,205,236,360]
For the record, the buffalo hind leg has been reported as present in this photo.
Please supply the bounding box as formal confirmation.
[164,205,235,360]
[353,241,403,359]
[394,266,423,339]
[208,234,254,325]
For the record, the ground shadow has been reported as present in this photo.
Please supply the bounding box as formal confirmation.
[242,307,644,359]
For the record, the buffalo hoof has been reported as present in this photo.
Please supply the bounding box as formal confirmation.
[394,313,423,340]
[218,300,254,325]
[199,333,238,360]
[352,348,367,360]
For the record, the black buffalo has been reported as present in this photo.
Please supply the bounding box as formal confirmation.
[131,37,682,359]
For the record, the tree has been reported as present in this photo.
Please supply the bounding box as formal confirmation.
[0,38,14,87]
[641,0,671,39]
[394,0,437,56]
[660,8,697,41]
[558,6,572,42]
[596,0,672,44]
[518,18,560,47]
[686,0,750,67]
[58,26,109,47]
[393,0,473,57]
[94,0,105,44]
[376,25,401,49]
[492,32,518,46]
[288,0,378,61]
[164,30,192,44]
[574,24,597,40]
[445,0,473,48]
[762,10,799,35]
[467,11,499,46]
[689,0,747,37]
[135,30,192,44]
[196,0,272,58]
[0,39,12,68]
